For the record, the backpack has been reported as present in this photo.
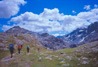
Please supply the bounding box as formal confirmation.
[18,45,22,49]
[27,45,30,49]
[9,44,14,49]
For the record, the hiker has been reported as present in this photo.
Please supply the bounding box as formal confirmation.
[26,45,30,53]
[17,44,22,54]
[9,44,14,58]
[37,47,40,52]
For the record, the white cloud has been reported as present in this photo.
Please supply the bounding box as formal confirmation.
[40,8,65,21]
[72,10,76,14]
[2,25,12,31]
[78,8,98,23]
[3,8,98,36]
[0,0,26,18]
[84,5,91,10]
[94,4,98,8]
[9,8,64,33]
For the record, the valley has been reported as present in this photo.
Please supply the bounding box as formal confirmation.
[0,22,98,67]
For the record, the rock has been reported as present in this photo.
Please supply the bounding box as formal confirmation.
[45,55,52,60]
[53,55,58,58]
[62,63,69,67]
[0,43,7,50]
[38,57,42,62]
[80,57,89,64]
[78,58,80,61]
[66,56,72,61]
[60,60,65,64]
[81,61,89,64]
[82,57,88,60]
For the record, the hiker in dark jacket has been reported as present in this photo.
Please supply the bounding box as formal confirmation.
[37,47,40,52]
[9,44,14,58]
[26,45,30,53]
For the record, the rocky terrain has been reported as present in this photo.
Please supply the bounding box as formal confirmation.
[0,26,67,50]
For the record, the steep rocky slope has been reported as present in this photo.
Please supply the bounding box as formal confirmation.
[0,26,67,50]
[39,33,67,50]
[65,21,98,47]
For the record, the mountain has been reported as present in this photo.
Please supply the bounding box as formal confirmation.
[84,22,98,42]
[39,33,67,50]
[65,21,98,46]
[0,26,67,50]
[1,21,98,50]
[5,26,38,35]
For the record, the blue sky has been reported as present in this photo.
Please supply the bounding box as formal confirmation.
[0,0,98,36]
[20,0,97,14]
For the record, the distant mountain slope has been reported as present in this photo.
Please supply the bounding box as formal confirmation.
[39,33,67,50]
[0,26,68,50]
[65,21,98,46]
[2,21,98,50]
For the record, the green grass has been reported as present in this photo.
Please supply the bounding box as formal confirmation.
[0,50,9,60]
[1,42,98,67]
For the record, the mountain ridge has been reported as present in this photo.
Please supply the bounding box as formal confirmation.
[0,21,98,50]
[64,21,98,47]
[0,26,68,50]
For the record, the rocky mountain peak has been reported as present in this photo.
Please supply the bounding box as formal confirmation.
[87,21,98,33]
[40,33,49,37]
[65,21,98,47]
[5,26,33,35]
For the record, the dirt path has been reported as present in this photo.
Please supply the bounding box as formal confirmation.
[1,56,15,62]
[0,52,34,67]
[0,54,16,67]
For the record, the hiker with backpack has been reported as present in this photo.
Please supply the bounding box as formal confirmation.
[26,45,30,53]
[9,44,14,58]
[17,44,22,54]
[37,47,40,53]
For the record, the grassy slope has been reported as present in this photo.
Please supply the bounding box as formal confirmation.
[0,50,9,60]
[0,41,98,67]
